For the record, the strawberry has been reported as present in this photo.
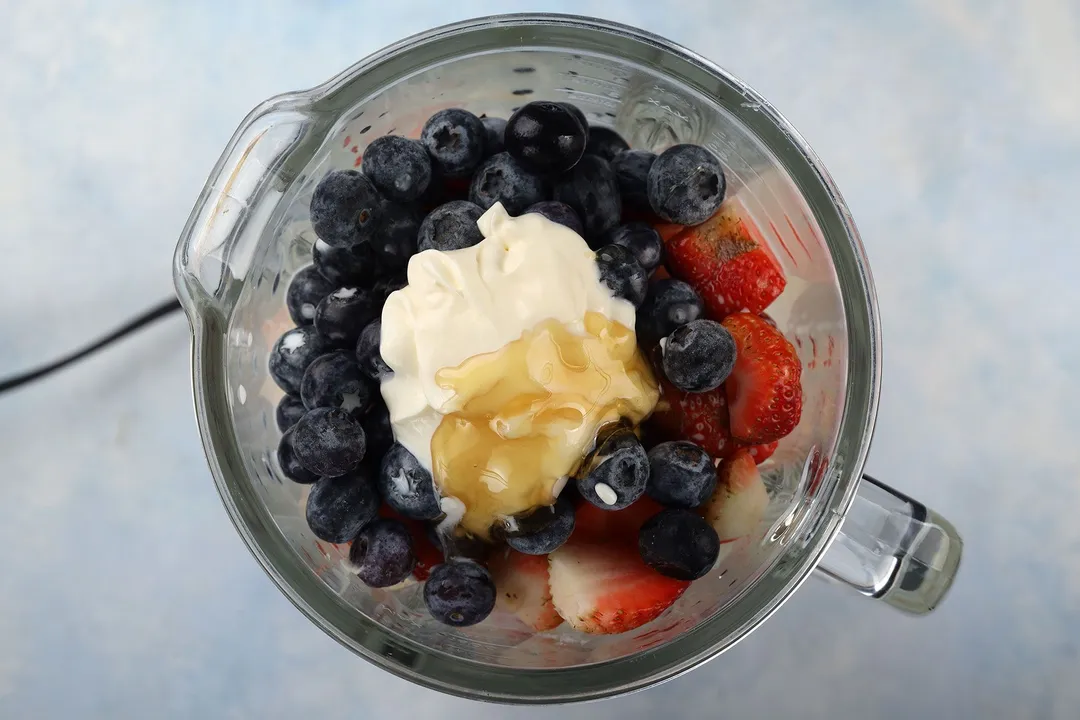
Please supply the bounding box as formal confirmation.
[645,376,738,460]
[665,205,786,319]
[743,440,778,465]
[721,313,803,445]
[573,495,665,542]
[548,538,689,634]
[489,548,563,631]
[653,222,686,243]
[703,449,770,542]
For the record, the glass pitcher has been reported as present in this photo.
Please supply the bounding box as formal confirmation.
[172,13,962,703]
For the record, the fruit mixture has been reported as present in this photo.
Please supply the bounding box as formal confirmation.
[269,100,802,634]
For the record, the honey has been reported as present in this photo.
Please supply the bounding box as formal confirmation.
[429,311,659,538]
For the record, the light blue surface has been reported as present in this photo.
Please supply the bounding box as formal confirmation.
[1,1,1079,717]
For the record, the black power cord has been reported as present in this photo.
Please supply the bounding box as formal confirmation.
[0,298,184,394]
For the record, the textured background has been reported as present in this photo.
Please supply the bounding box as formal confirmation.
[1,1,1078,718]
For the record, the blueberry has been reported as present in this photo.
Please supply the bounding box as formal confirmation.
[525,200,584,236]
[423,558,496,627]
[638,508,720,580]
[300,350,373,419]
[594,244,648,307]
[647,441,716,509]
[577,428,649,510]
[647,144,726,225]
[417,200,484,252]
[553,155,622,242]
[314,286,378,348]
[275,394,306,432]
[361,135,432,202]
[662,319,737,393]
[585,126,629,162]
[378,443,442,520]
[349,518,415,587]
[558,102,588,133]
[605,222,664,271]
[505,101,587,174]
[276,425,319,484]
[373,273,407,309]
[286,265,335,326]
[292,407,367,477]
[611,150,656,210]
[505,495,575,555]
[420,108,486,180]
[269,326,329,395]
[309,170,384,247]
[636,279,703,347]
[370,203,421,271]
[312,238,378,286]
[468,152,550,215]
[481,116,507,157]
[305,468,380,543]
[355,319,392,381]
[361,400,394,464]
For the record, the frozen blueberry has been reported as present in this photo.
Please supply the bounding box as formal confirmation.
[361,135,432,203]
[355,319,392,381]
[349,518,415,587]
[647,441,716,509]
[305,468,380,543]
[468,152,550,215]
[378,443,442,520]
[553,155,622,242]
[276,394,307,432]
[611,150,656,210]
[370,203,421,271]
[662,319,737,393]
[424,558,496,627]
[647,144,726,225]
[585,126,630,162]
[373,273,407,309]
[605,222,664,271]
[525,200,584,236]
[276,425,319,484]
[505,101,587,174]
[595,244,648,307]
[417,200,484,252]
[481,116,507,157]
[558,102,588,133]
[420,108,486,180]
[286,265,335,326]
[638,508,720,580]
[300,350,373,420]
[314,286,378,348]
[361,400,394,464]
[309,170,384,247]
[505,495,575,555]
[269,326,328,395]
[577,428,649,510]
[312,238,378,286]
[292,407,367,477]
[636,279,704,347]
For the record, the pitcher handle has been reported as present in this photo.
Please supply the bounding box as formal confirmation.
[814,475,962,614]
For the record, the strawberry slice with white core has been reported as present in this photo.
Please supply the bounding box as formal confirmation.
[489,548,562,632]
[548,538,689,634]
[703,449,770,543]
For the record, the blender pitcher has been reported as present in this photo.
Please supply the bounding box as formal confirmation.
[172,13,963,703]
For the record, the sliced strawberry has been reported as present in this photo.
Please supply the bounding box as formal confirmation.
[666,205,786,319]
[489,548,563,631]
[721,313,802,445]
[653,222,686,243]
[645,376,738,459]
[573,495,665,543]
[743,440,778,465]
[703,449,770,542]
[548,538,689,634]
